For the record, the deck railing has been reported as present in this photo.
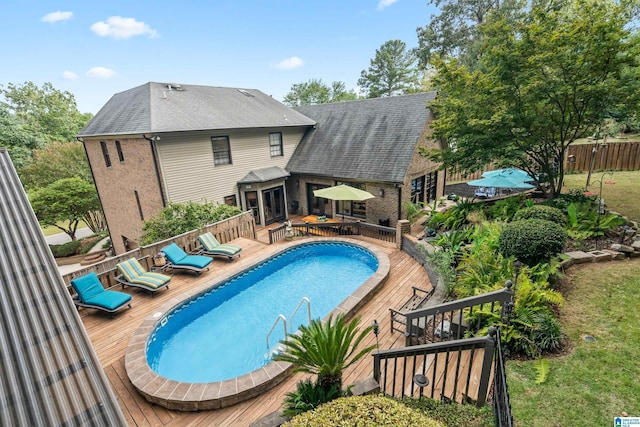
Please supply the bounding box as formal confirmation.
[268,221,396,244]
[492,328,514,427]
[379,282,515,423]
[402,281,514,346]
[372,331,496,405]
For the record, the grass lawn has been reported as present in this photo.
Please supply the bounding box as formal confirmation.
[562,170,640,224]
[41,220,87,236]
[507,258,640,426]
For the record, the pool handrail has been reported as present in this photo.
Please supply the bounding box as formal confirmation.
[266,314,287,349]
[289,296,311,329]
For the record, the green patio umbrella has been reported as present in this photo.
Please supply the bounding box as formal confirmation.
[313,184,375,219]
[313,184,376,201]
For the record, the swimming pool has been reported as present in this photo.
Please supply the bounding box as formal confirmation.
[125,238,390,411]
[147,241,378,383]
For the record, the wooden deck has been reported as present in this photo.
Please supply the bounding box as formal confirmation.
[79,235,434,426]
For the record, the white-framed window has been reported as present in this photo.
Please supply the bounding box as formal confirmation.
[269,132,283,157]
[212,136,231,165]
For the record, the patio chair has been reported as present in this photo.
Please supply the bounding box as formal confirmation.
[161,243,212,275]
[197,232,242,261]
[70,272,132,317]
[116,257,170,293]
[474,186,497,198]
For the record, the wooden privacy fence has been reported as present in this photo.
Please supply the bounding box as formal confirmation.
[565,141,640,172]
[446,141,640,182]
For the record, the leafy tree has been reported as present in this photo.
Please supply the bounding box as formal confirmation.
[18,140,92,190]
[357,40,420,98]
[29,177,101,241]
[421,0,640,198]
[283,79,357,106]
[415,0,525,68]
[0,106,45,170]
[0,81,92,143]
[274,313,375,392]
[140,201,242,245]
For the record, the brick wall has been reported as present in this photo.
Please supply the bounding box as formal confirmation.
[84,137,165,255]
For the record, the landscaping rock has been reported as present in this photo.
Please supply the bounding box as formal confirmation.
[351,377,380,396]
[249,411,289,427]
[610,243,634,253]
[564,251,594,264]
[587,250,612,262]
[604,250,627,260]
[632,240,640,251]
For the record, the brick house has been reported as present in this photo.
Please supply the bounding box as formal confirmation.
[79,82,444,254]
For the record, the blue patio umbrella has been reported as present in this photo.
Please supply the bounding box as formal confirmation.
[467,175,535,189]
[482,168,532,182]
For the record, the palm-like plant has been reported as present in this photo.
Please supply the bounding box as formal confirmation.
[273,313,376,391]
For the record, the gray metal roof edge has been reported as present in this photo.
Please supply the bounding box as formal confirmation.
[0,147,127,426]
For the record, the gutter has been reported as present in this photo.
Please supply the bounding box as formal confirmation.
[143,134,167,207]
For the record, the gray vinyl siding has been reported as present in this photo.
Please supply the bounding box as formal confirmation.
[156,127,306,203]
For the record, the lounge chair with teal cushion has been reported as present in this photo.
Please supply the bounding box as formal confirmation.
[161,243,212,275]
[70,272,132,316]
[116,258,170,293]
[197,232,242,261]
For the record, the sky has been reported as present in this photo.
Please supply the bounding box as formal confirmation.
[2,1,437,115]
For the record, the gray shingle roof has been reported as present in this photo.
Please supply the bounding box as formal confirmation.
[0,148,126,426]
[238,166,290,184]
[288,92,436,183]
[79,82,316,137]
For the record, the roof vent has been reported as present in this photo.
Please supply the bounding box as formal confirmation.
[238,89,254,97]
[166,83,184,91]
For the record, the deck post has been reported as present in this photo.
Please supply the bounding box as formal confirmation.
[476,328,497,406]
[372,353,381,383]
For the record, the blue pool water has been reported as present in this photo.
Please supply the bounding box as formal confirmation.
[147,242,378,383]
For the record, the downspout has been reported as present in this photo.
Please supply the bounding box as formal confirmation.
[143,134,167,207]
[77,136,113,248]
[396,183,403,222]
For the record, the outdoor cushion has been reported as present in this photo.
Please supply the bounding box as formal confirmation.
[117,258,170,289]
[161,243,212,269]
[71,272,106,301]
[71,272,132,311]
[198,232,242,256]
[161,243,188,264]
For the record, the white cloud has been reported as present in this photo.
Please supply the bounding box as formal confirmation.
[273,56,304,70]
[86,67,117,78]
[41,11,73,23]
[62,71,78,80]
[90,16,158,39]
[377,0,399,11]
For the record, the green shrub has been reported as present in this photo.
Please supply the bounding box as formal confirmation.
[499,219,567,266]
[485,194,528,221]
[283,395,444,427]
[49,240,81,257]
[282,378,343,417]
[513,205,566,226]
[400,396,494,426]
[140,201,242,245]
[405,201,425,224]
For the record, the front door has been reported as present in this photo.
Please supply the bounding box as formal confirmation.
[262,186,285,225]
